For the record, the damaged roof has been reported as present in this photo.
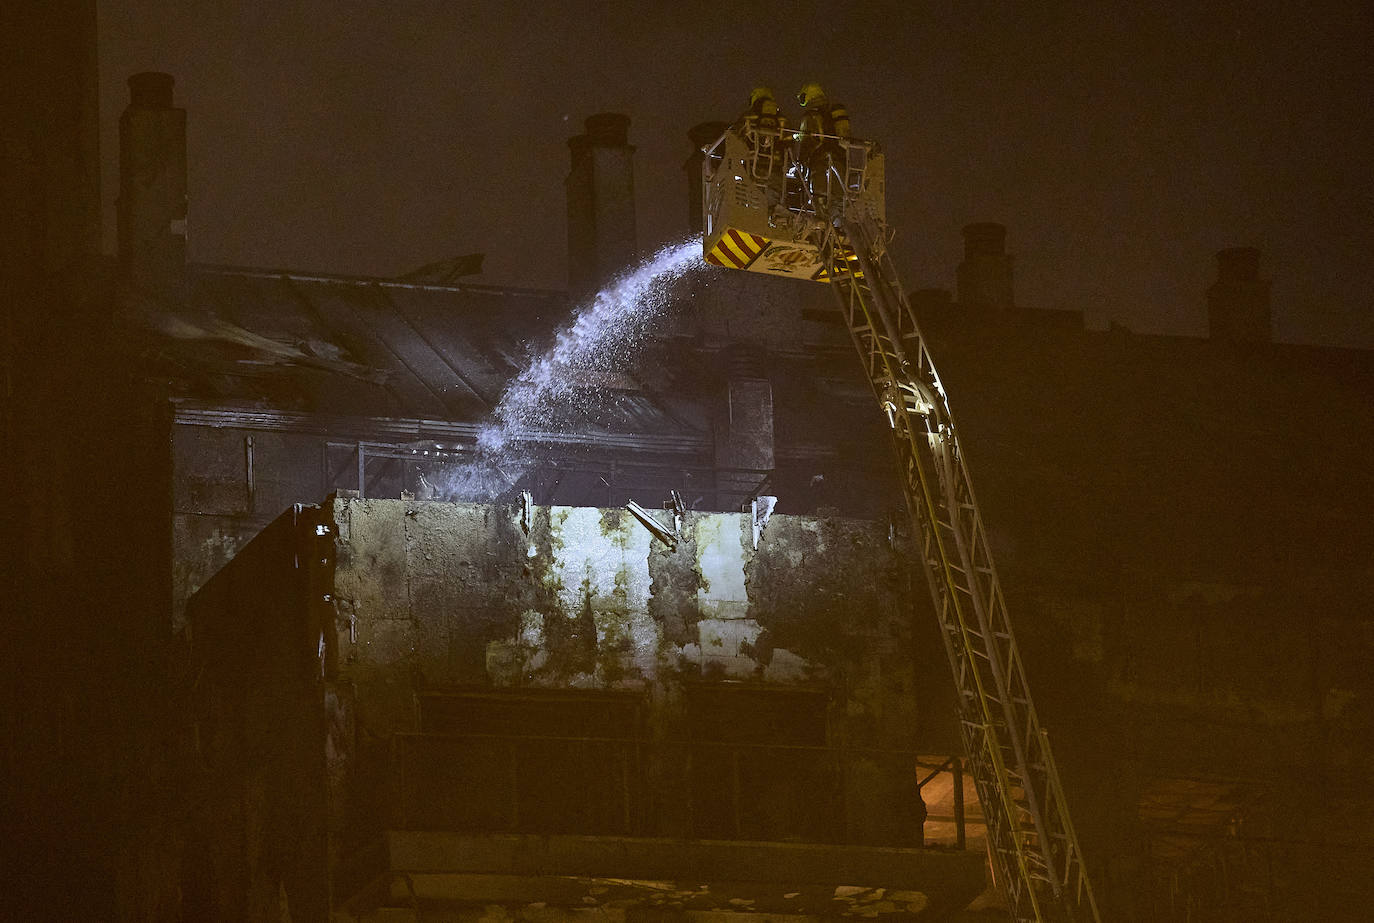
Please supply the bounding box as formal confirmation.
[124,263,707,440]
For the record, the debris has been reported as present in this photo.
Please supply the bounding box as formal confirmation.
[667,489,687,535]
[626,499,678,548]
[886,891,925,905]
[750,494,777,548]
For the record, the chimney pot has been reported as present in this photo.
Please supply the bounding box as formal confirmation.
[962,222,1007,257]
[566,112,637,295]
[566,132,591,165]
[585,112,630,147]
[1216,246,1261,282]
[128,72,174,109]
[118,71,186,302]
[1207,247,1271,345]
[957,223,1014,310]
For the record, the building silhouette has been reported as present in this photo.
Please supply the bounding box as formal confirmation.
[4,4,1373,920]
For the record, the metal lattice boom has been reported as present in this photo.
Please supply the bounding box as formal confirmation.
[821,203,1099,923]
[699,126,1101,921]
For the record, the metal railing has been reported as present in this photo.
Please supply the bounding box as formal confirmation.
[702,125,878,227]
[703,124,873,218]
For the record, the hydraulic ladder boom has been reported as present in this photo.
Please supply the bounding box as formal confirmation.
[701,124,1101,923]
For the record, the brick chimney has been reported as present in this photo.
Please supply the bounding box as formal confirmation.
[956,222,1014,310]
[566,113,637,298]
[1207,247,1271,345]
[684,121,728,234]
[117,72,186,304]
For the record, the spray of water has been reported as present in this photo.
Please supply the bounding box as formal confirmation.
[435,238,711,500]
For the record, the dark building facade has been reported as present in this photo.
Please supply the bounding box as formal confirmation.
[163,101,1374,921]
[5,12,1374,920]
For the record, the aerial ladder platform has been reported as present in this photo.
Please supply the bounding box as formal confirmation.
[701,123,1102,923]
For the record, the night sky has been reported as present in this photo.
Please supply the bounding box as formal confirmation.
[99,1,1371,346]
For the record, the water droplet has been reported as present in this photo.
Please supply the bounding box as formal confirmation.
[437,238,713,501]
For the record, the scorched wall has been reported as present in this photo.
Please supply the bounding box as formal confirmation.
[328,495,934,846]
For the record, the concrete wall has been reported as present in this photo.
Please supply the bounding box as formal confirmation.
[169,409,899,631]
[330,497,916,724]
[172,423,330,630]
[328,497,929,846]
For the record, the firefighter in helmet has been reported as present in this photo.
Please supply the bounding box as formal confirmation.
[735,85,785,184]
[795,82,850,209]
[743,85,782,134]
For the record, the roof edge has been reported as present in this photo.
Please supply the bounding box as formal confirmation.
[191,262,569,300]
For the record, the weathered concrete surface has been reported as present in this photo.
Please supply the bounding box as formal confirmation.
[329,497,918,737]
[326,497,928,852]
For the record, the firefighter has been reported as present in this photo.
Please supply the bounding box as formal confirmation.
[736,85,784,183]
[795,82,850,209]
[742,85,782,135]
[734,85,787,203]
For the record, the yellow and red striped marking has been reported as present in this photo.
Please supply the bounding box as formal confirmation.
[812,248,863,283]
[705,228,770,270]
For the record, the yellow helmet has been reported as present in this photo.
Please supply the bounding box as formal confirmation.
[749,85,775,108]
[797,82,827,107]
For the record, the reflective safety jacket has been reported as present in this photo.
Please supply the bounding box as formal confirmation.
[746,94,781,134]
[798,100,850,147]
[797,100,849,170]
[828,101,850,138]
